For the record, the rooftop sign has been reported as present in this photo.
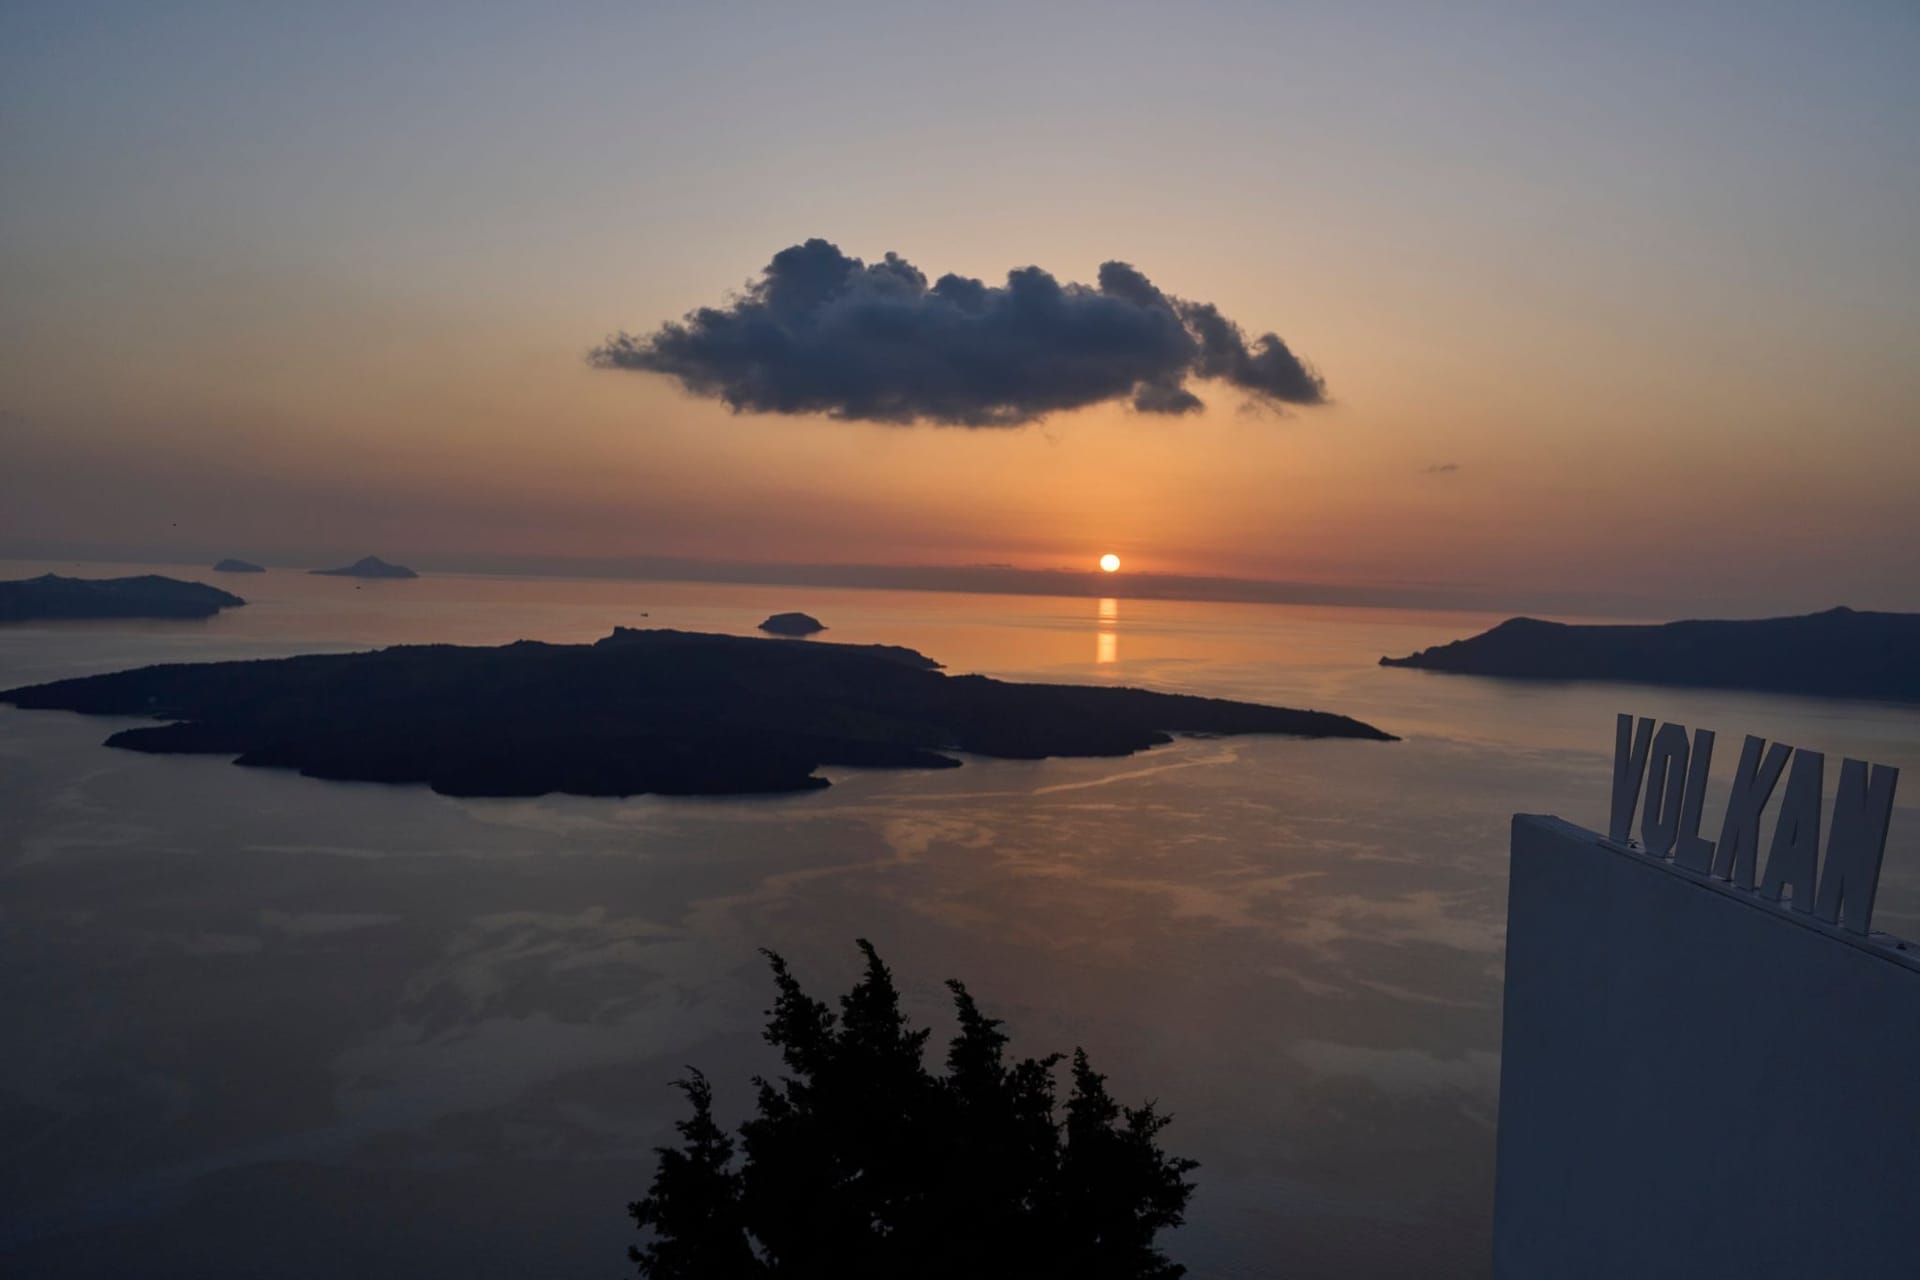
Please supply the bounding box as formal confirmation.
[1609,714,1900,935]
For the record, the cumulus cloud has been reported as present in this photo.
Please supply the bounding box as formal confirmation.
[590,239,1326,426]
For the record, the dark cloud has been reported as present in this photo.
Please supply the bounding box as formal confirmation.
[591,239,1326,426]
[1422,462,1462,475]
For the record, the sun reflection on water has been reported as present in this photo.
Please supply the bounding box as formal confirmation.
[1096,596,1118,665]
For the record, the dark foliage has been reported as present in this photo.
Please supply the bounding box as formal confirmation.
[630,942,1198,1279]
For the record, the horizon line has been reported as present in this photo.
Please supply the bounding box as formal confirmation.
[0,541,1800,621]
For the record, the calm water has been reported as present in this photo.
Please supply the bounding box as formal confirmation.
[3,561,1917,1278]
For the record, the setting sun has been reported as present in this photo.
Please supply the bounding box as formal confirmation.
[1099,553,1121,573]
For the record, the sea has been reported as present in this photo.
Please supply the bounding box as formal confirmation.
[2,560,1916,1279]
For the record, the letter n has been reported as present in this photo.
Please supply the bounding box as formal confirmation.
[1814,759,1900,935]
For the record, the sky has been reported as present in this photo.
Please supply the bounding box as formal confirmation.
[2,0,1917,615]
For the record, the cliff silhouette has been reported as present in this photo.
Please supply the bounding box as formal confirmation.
[4,627,1394,797]
[0,573,246,622]
[1381,607,1920,702]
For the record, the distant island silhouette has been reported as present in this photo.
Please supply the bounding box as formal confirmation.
[759,611,827,636]
[0,573,246,623]
[212,558,266,573]
[2,628,1394,797]
[310,555,418,579]
[1380,607,1920,702]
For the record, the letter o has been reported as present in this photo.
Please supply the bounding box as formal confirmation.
[1641,722,1691,857]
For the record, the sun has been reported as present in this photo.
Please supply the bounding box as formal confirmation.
[1099,553,1121,573]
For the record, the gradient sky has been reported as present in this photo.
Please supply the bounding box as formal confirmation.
[3,1,1917,614]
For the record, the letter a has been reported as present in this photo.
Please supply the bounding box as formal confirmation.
[1760,750,1823,912]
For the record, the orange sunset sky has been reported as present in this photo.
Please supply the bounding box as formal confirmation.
[3,3,1916,615]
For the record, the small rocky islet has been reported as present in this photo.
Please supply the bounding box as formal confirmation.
[759,611,827,636]
[310,555,418,579]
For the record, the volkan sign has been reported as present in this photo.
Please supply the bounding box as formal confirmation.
[1609,714,1901,935]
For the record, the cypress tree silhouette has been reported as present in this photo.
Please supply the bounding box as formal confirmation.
[629,941,1198,1278]
[627,1072,757,1278]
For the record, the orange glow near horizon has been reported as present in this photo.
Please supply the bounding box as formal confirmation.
[3,5,1917,620]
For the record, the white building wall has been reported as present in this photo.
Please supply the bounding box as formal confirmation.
[1494,813,1920,1279]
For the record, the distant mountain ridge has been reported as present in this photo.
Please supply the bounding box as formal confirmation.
[1380,607,1920,702]
[0,574,246,622]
